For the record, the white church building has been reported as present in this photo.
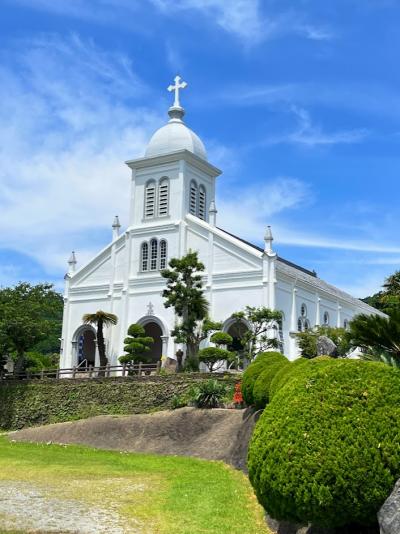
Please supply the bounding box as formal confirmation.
[60,77,379,369]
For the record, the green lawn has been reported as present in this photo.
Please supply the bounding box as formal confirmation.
[0,436,270,534]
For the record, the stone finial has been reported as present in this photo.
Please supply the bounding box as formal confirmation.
[68,251,77,274]
[112,215,121,240]
[264,225,274,254]
[209,200,217,227]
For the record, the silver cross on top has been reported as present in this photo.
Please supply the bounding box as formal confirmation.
[168,75,187,108]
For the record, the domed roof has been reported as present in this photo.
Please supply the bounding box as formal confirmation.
[145,106,207,161]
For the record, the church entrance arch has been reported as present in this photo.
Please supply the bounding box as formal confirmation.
[136,316,168,363]
[73,325,96,367]
[223,317,250,367]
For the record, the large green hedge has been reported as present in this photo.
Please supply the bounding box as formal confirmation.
[241,352,285,406]
[252,359,289,409]
[0,374,237,430]
[248,358,400,529]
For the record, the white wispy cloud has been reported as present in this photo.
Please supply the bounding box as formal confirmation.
[0,34,160,275]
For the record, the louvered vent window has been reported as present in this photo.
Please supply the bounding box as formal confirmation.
[199,186,206,220]
[150,239,158,271]
[141,242,149,271]
[158,179,169,217]
[159,240,167,269]
[145,182,156,218]
[189,181,198,215]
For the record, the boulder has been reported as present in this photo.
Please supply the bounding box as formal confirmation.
[316,336,337,357]
[378,479,400,534]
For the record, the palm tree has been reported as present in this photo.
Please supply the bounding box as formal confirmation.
[348,311,400,363]
[82,311,118,368]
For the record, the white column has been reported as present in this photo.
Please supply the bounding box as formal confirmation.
[161,336,169,365]
[268,258,276,310]
[207,226,215,317]
[119,231,132,355]
[129,169,136,226]
[289,287,298,360]
[337,303,342,328]
[315,294,321,326]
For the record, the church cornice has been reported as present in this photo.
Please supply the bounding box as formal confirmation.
[125,149,222,178]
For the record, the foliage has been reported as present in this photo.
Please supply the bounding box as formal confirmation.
[82,310,118,367]
[363,270,400,313]
[248,358,400,529]
[231,306,282,362]
[190,379,228,408]
[348,310,400,362]
[210,331,233,346]
[252,358,290,409]
[198,346,234,372]
[241,352,286,406]
[162,251,210,365]
[269,357,308,399]
[0,438,269,534]
[119,323,154,364]
[295,325,350,358]
[25,351,59,373]
[0,282,63,375]
[359,349,400,368]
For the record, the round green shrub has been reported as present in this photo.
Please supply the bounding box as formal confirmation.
[241,352,285,406]
[210,332,233,346]
[248,359,400,529]
[269,357,308,400]
[253,359,290,409]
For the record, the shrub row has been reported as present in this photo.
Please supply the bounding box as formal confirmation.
[248,357,400,529]
[241,352,286,406]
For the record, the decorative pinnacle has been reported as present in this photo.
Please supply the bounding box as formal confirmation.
[209,200,217,213]
[112,215,121,229]
[264,226,274,254]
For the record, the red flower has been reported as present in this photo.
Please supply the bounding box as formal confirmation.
[233,382,243,405]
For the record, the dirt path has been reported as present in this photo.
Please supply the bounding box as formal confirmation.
[0,481,142,533]
[9,407,258,471]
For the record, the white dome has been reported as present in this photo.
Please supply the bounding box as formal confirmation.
[145,107,207,161]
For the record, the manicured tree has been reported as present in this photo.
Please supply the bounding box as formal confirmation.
[119,324,154,365]
[198,331,234,372]
[241,351,286,406]
[347,310,400,363]
[296,326,350,359]
[231,306,282,362]
[161,251,218,368]
[0,282,63,375]
[82,311,118,367]
[252,357,290,409]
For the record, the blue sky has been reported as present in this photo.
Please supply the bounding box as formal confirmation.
[0,0,399,297]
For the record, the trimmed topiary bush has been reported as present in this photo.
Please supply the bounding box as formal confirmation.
[248,358,400,529]
[241,352,285,406]
[269,357,308,400]
[253,358,289,409]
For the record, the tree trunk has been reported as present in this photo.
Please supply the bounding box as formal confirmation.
[96,318,108,374]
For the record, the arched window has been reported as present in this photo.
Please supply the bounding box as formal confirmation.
[141,242,149,271]
[145,180,156,219]
[301,303,307,317]
[158,178,169,217]
[159,240,167,269]
[189,180,198,215]
[150,238,158,271]
[323,311,330,325]
[304,319,311,331]
[343,318,349,330]
[198,185,206,220]
[297,318,303,332]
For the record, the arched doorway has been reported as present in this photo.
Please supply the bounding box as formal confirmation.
[143,322,163,363]
[224,318,249,368]
[76,328,96,367]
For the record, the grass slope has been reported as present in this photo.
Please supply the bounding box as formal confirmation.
[0,437,269,534]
